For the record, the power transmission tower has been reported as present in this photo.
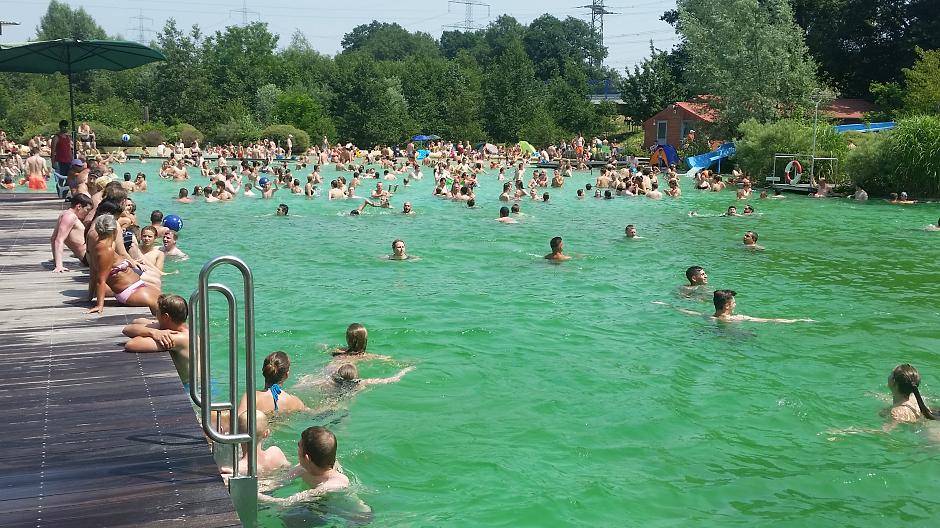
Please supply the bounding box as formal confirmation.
[127,10,153,44]
[0,20,20,36]
[443,0,490,31]
[579,0,617,67]
[230,0,260,26]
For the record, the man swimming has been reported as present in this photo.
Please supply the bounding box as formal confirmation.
[679,265,709,299]
[657,290,813,323]
[926,218,940,232]
[402,202,414,215]
[257,426,350,505]
[625,224,640,239]
[276,203,289,216]
[162,231,188,259]
[389,239,408,260]
[743,230,763,250]
[544,236,570,261]
[496,206,517,223]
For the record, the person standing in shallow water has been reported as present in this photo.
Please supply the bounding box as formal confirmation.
[544,236,570,261]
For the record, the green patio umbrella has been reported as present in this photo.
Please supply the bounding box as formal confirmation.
[0,39,166,157]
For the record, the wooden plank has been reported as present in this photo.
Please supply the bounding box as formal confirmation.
[0,197,240,528]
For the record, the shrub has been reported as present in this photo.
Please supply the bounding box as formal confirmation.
[260,124,310,151]
[847,115,940,198]
[734,118,848,185]
[139,129,165,146]
[212,116,262,146]
[166,123,205,145]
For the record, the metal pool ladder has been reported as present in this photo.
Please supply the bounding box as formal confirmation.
[188,256,258,527]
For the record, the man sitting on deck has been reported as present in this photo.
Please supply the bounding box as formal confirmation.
[122,294,191,387]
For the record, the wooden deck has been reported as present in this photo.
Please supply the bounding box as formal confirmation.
[0,196,241,527]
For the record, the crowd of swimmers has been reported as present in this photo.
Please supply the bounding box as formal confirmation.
[20,124,940,510]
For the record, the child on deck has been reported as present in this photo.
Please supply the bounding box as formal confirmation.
[258,426,349,505]
[221,411,290,482]
[122,294,190,387]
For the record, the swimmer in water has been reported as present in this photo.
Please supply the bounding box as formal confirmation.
[402,202,414,215]
[743,230,763,250]
[926,218,940,231]
[656,290,812,323]
[743,204,754,215]
[257,426,350,505]
[295,363,415,397]
[220,411,290,481]
[624,224,641,239]
[883,364,936,431]
[275,203,289,216]
[544,236,570,261]
[496,206,517,223]
[679,265,709,299]
[389,239,409,260]
[722,205,742,217]
[328,323,392,369]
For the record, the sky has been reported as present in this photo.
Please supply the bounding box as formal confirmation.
[0,0,678,72]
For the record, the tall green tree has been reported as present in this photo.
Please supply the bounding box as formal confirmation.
[902,47,940,115]
[522,15,604,81]
[36,0,107,40]
[620,44,692,122]
[678,0,822,135]
[482,40,540,142]
[791,0,939,98]
[340,21,440,61]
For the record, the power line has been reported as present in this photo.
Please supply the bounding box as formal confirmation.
[443,0,490,32]
[230,0,260,26]
[127,9,153,44]
[579,0,617,67]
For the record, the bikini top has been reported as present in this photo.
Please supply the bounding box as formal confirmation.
[269,383,282,411]
[109,259,131,278]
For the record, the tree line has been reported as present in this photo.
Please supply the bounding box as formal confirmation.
[0,1,619,149]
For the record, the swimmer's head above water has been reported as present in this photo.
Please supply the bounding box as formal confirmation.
[343,323,368,354]
[889,364,936,420]
[685,266,708,286]
[262,351,290,389]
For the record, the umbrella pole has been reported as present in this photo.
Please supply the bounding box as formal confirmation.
[68,69,76,159]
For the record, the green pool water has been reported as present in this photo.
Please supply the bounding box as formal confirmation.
[121,160,940,527]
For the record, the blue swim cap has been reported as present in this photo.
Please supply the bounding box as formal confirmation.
[258,176,270,187]
[162,214,183,232]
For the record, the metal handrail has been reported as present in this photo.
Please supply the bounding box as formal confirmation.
[189,256,258,527]
[195,257,257,471]
[188,284,238,414]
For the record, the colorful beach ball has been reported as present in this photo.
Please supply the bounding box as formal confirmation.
[121,133,131,142]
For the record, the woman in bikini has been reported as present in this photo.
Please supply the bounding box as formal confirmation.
[883,364,936,430]
[87,214,161,315]
[238,351,308,416]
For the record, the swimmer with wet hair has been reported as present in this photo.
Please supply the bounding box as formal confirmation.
[296,363,415,395]
[678,265,709,299]
[329,323,391,367]
[497,206,517,223]
[885,364,936,428]
[389,239,408,260]
[723,205,742,217]
[625,224,639,239]
[654,289,813,323]
[276,203,289,216]
[257,426,350,505]
[743,230,763,250]
[238,351,309,416]
[544,236,570,261]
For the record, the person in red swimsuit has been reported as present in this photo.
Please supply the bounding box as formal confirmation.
[50,120,73,176]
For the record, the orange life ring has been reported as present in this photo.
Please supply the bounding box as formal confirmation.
[784,160,803,184]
